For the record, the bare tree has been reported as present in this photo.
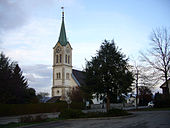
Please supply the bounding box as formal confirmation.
[130,59,154,109]
[141,27,170,94]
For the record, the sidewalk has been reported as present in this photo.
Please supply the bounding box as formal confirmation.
[0,112,60,125]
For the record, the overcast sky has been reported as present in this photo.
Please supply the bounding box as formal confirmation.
[0,0,170,95]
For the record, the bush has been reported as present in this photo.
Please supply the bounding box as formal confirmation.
[0,102,85,117]
[154,93,170,108]
[0,103,67,117]
[107,108,128,116]
[70,102,85,109]
[59,108,129,119]
[59,109,85,119]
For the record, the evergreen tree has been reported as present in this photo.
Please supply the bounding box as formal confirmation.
[83,40,134,111]
[0,52,14,103]
[0,52,37,104]
[10,64,28,103]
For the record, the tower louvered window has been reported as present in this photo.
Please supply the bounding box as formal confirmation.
[65,55,67,63]
[56,55,58,63]
[60,54,62,63]
[68,56,70,64]
[56,72,61,79]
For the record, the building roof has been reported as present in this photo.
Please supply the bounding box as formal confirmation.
[58,11,68,46]
[72,69,86,86]
[46,96,61,103]
[160,78,170,88]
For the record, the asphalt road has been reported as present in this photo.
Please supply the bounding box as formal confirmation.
[20,111,170,128]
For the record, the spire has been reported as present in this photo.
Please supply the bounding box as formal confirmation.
[58,7,68,46]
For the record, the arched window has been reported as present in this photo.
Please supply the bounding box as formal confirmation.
[65,55,67,63]
[56,73,58,79]
[56,72,61,79]
[60,54,62,63]
[56,55,58,63]
[59,72,61,79]
[68,56,70,64]
[66,73,69,79]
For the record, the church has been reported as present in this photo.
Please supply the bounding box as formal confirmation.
[51,8,85,101]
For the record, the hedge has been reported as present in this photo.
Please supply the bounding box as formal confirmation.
[0,102,84,117]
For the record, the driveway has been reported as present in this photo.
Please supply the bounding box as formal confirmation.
[20,111,170,128]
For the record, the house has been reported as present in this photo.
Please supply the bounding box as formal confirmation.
[160,78,170,95]
[51,8,86,101]
[126,95,136,106]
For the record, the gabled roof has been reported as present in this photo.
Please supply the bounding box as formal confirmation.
[160,78,170,88]
[72,69,86,86]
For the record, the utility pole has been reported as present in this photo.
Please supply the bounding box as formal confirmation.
[136,69,139,109]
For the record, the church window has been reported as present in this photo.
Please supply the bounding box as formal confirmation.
[59,72,61,79]
[56,55,58,63]
[56,73,58,79]
[56,72,61,79]
[68,56,70,64]
[65,55,67,63]
[60,54,62,63]
[66,73,69,79]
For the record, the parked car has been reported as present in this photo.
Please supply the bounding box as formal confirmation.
[148,101,154,107]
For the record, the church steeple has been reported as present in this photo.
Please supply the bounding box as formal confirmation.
[52,7,73,100]
[58,7,68,46]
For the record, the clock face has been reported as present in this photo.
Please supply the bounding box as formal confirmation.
[56,46,61,53]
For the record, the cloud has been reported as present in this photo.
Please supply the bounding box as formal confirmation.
[2,18,59,65]
[0,0,85,95]
[21,64,52,95]
[0,0,28,37]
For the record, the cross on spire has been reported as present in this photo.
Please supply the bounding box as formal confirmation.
[61,7,64,19]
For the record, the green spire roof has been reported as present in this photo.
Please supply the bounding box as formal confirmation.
[58,10,68,46]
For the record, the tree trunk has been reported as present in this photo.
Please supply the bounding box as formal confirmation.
[106,94,110,112]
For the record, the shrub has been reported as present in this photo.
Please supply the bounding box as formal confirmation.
[70,102,85,109]
[0,103,67,117]
[154,93,170,108]
[59,108,129,119]
[107,108,128,116]
[59,109,85,119]
[0,102,84,117]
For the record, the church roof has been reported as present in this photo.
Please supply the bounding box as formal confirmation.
[72,69,86,86]
[58,11,68,46]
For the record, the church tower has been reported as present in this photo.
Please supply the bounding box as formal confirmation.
[52,7,73,100]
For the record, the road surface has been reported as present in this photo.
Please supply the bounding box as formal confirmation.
[20,111,170,128]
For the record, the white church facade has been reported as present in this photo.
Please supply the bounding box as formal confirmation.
[52,8,85,101]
